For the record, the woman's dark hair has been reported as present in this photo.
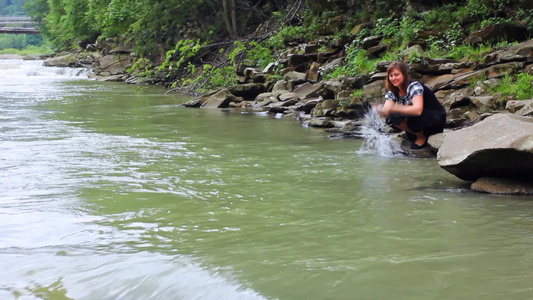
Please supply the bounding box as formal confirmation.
[386,61,411,94]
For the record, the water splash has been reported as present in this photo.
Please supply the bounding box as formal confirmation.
[358,107,402,157]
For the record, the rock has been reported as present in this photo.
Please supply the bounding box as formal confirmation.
[308,118,335,128]
[272,80,293,92]
[367,44,389,58]
[227,83,267,100]
[363,80,385,102]
[96,54,132,75]
[362,36,382,49]
[506,99,532,113]
[471,177,533,195]
[515,100,533,116]
[287,54,312,68]
[183,90,218,107]
[253,92,282,108]
[400,45,424,62]
[44,54,79,67]
[293,82,321,100]
[437,113,533,181]
[279,92,299,102]
[296,97,322,114]
[484,39,533,64]
[350,22,373,36]
[469,96,497,112]
[284,71,307,81]
[109,45,133,54]
[201,89,242,108]
[463,23,528,45]
[307,62,321,82]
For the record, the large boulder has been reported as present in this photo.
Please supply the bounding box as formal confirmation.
[43,54,79,67]
[95,54,133,76]
[437,113,533,181]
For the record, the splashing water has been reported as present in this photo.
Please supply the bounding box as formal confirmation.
[358,106,402,157]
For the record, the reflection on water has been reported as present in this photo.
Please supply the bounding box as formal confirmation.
[1,60,533,300]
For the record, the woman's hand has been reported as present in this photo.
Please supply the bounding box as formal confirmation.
[375,100,394,117]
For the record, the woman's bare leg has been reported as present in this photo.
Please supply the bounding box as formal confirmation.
[396,120,426,146]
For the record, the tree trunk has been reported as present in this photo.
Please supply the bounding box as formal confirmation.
[222,0,236,39]
[230,0,237,38]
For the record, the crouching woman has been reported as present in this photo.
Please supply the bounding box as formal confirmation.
[376,61,446,149]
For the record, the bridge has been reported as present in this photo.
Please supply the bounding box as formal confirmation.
[0,16,40,34]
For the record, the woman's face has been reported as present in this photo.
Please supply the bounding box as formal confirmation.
[388,67,404,89]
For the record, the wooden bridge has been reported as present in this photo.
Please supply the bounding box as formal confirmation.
[0,16,40,34]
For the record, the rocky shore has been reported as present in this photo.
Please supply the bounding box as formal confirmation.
[42,35,533,195]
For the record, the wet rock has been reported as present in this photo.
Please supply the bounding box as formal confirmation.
[471,177,533,195]
[296,97,322,114]
[307,118,335,128]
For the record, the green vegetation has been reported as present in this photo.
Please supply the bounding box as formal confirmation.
[20,0,533,95]
[0,44,52,55]
[491,73,533,100]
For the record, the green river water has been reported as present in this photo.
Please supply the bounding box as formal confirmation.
[1,59,533,300]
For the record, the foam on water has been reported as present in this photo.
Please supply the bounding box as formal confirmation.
[0,59,89,82]
[358,107,402,157]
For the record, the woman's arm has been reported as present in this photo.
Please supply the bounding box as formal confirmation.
[384,94,424,116]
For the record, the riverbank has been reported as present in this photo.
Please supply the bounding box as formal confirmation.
[41,38,533,195]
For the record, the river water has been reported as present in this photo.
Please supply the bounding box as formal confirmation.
[1,59,533,300]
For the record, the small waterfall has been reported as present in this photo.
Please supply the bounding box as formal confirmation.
[0,59,89,81]
[358,107,402,157]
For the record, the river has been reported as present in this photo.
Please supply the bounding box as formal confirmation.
[1,59,532,300]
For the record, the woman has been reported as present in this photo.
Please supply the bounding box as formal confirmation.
[376,61,446,149]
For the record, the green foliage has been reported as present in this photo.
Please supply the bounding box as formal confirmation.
[445,44,493,62]
[491,73,533,100]
[179,64,236,94]
[266,26,310,49]
[230,41,273,69]
[351,89,364,98]
[481,17,512,28]
[159,39,205,72]
[0,44,53,55]
[517,8,533,34]
[128,58,153,77]
[371,17,399,39]
[323,44,377,79]
[398,15,424,46]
